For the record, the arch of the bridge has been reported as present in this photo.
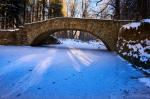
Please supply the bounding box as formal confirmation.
[30,29,111,50]
[24,18,120,51]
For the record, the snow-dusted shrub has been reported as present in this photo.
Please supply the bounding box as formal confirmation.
[117,19,150,69]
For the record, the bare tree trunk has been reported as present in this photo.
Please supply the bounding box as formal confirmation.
[36,4,39,21]
[42,0,46,20]
[114,0,120,19]
[138,0,149,19]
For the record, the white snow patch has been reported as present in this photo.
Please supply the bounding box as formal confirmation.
[128,63,132,66]
[145,39,150,45]
[122,22,141,30]
[121,39,150,62]
[0,29,19,32]
[142,19,150,23]
[122,18,150,30]
[139,78,150,88]
[55,39,107,50]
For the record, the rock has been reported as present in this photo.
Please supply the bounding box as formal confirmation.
[117,19,150,69]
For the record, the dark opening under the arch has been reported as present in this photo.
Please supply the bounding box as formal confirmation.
[31,30,109,50]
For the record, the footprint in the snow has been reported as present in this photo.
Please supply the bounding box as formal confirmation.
[130,76,138,79]
[12,83,15,86]
[64,78,68,80]
[79,72,82,74]
[123,90,129,95]
[16,93,21,97]
[29,69,33,72]
[18,81,22,83]
[72,74,76,77]
[38,87,42,90]
[52,82,56,84]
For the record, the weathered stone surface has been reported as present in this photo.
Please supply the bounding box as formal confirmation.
[0,30,27,45]
[0,17,131,51]
[117,21,150,69]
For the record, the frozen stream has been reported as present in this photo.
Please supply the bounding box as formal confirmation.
[0,39,150,99]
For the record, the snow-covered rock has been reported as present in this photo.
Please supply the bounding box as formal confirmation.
[122,22,141,30]
[142,19,150,23]
[118,19,150,70]
[122,18,150,30]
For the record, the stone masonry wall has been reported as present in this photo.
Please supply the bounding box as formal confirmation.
[0,30,27,45]
[117,20,150,69]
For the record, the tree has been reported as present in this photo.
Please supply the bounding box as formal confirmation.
[120,0,150,20]
[114,0,120,19]
[0,0,25,28]
[93,0,115,19]
[49,0,63,17]
[137,0,150,19]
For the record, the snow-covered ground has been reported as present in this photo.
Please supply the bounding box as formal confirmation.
[0,39,150,99]
[46,39,106,50]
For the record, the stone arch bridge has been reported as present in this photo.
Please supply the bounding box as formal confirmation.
[0,17,132,51]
